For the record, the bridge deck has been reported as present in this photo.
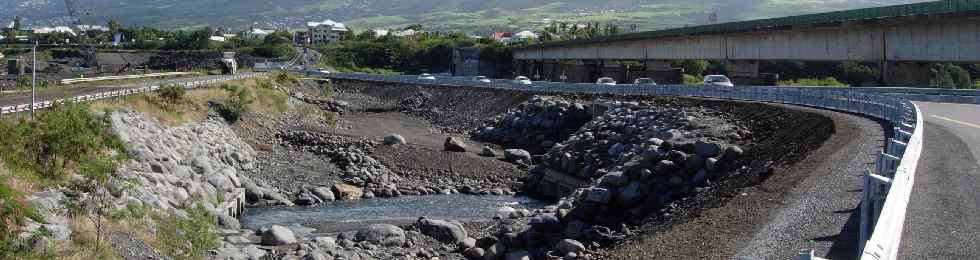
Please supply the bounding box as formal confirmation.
[900,102,980,259]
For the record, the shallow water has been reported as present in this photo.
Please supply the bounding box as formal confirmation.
[241,194,546,233]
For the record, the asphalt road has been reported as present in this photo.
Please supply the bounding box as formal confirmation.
[900,102,980,259]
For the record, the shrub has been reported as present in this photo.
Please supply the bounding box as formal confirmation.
[779,77,848,87]
[153,205,219,260]
[0,103,124,180]
[273,71,300,87]
[216,84,253,123]
[159,85,186,104]
[0,178,43,258]
[682,74,702,85]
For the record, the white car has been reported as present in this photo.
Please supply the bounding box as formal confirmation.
[596,77,617,85]
[634,78,657,85]
[473,76,492,83]
[418,73,436,80]
[513,76,532,85]
[703,75,734,87]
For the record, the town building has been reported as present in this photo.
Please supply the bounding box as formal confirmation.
[306,20,348,44]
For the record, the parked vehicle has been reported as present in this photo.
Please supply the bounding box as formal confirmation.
[703,75,734,87]
[634,78,657,85]
[474,76,492,83]
[513,76,532,85]
[418,73,436,80]
[596,77,617,85]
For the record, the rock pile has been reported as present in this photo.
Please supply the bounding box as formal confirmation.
[109,111,290,215]
[473,96,595,155]
[278,131,399,189]
[526,101,747,200]
[459,101,750,259]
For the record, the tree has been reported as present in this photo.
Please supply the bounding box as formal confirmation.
[263,30,292,45]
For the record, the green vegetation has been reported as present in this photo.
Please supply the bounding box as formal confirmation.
[159,85,187,104]
[932,63,974,89]
[315,30,512,76]
[682,74,701,85]
[0,103,124,258]
[151,205,220,260]
[779,77,848,87]
[216,84,254,123]
[0,104,124,182]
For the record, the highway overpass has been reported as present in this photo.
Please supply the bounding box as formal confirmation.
[513,0,980,86]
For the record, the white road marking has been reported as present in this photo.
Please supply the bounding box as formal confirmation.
[931,115,980,130]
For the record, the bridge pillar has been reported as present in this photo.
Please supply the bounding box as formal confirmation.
[637,60,683,84]
[562,60,590,83]
[881,62,930,87]
[542,60,560,82]
[600,62,627,83]
[725,60,760,85]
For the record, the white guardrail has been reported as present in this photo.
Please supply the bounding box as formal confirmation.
[322,73,924,260]
[0,73,262,116]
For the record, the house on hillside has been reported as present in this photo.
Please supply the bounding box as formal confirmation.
[393,29,417,37]
[370,29,389,38]
[513,31,538,41]
[307,20,348,44]
[241,27,272,41]
[490,32,513,42]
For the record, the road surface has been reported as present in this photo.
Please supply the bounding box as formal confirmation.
[900,102,980,259]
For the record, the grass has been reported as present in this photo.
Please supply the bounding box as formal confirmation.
[778,77,849,87]
[90,77,289,126]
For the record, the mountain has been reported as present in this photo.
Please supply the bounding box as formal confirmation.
[1,0,931,33]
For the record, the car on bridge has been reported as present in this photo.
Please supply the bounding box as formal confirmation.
[513,76,532,85]
[597,77,617,85]
[418,73,436,80]
[634,78,657,85]
[473,76,492,83]
[703,75,734,87]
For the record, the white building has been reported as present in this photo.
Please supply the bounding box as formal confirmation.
[241,28,272,41]
[370,29,389,38]
[33,26,76,35]
[513,31,538,41]
[306,19,348,44]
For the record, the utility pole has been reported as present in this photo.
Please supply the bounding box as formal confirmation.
[31,41,37,119]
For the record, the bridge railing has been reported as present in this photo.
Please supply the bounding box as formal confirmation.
[0,73,262,116]
[324,73,923,260]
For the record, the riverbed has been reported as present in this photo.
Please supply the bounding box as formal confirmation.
[242,194,546,234]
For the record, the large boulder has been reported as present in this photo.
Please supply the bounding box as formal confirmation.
[504,149,532,162]
[480,146,497,157]
[332,184,363,201]
[694,140,722,157]
[557,239,586,255]
[354,224,406,247]
[261,225,298,246]
[418,219,468,244]
[444,137,468,152]
[505,250,531,260]
[383,134,406,146]
[311,186,335,202]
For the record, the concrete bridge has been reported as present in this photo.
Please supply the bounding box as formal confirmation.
[513,0,980,86]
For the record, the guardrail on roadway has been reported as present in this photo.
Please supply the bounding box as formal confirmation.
[0,73,262,116]
[322,73,924,260]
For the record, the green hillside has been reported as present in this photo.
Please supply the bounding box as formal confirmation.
[1,0,930,33]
